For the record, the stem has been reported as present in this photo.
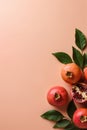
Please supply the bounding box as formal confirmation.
[54,93,60,100]
[66,71,73,78]
[80,116,87,123]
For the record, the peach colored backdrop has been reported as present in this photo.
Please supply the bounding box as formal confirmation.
[0,0,87,130]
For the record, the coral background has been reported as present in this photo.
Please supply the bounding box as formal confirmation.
[0,0,87,130]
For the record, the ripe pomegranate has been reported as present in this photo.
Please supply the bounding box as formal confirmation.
[61,63,82,84]
[71,83,87,104]
[83,67,87,81]
[73,108,87,129]
[47,86,68,107]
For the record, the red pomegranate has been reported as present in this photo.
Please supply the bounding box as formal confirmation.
[47,86,68,107]
[73,108,87,129]
[84,67,87,81]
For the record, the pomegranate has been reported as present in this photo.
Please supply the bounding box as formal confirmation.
[47,86,68,107]
[61,63,82,84]
[83,67,87,81]
[71,83,87,104]
[73,108,87,129]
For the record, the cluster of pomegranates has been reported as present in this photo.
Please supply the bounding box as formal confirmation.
[41,29,87,129]
[47,63,87,129]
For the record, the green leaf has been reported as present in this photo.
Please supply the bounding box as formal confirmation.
[65,123,79,130]
[67,100,77,119]
[72,47,83,68]
[75,28,87,50]
[83,53,87,68]
[53,119,71,128]
[52,52,72,64]
[41,110,63,121]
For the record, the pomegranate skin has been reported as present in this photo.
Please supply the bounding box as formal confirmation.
[47,86,68,107]
[73,108,87,129]
[84,67,87,81]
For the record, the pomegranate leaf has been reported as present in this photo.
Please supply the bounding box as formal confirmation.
[41,110,63,121]
[75,28,87,50]
[72,47,83,69]
[52,52,72,64]
[53,119,71,128]
[65,123,79,130]
[83,53,87,68]
[67,100,77,119]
